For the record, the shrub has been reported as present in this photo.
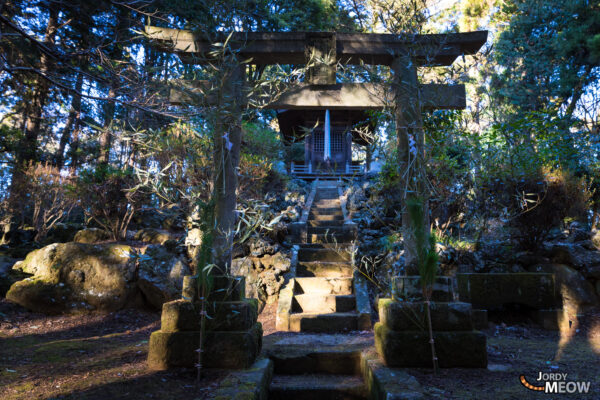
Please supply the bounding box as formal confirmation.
[71,166,141,240]
[13,162,77,241]
[482,168,590,249]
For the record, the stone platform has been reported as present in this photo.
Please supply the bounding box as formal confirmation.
[374,297,487,368]
[147,275,262,370]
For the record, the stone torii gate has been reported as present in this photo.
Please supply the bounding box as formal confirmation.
[146,26,487,270]
[145,27,487,371]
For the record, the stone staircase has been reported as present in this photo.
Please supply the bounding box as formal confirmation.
[279,181,368,333]
[270,181,372,399]
[266,333,372,400]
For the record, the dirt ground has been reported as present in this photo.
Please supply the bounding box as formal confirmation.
[1,299,599,399]
[413,318,600,399]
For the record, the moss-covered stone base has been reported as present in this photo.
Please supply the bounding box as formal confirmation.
[147,274,262,371]
[147,322,263,370]
[378,299,473,331]
[161,298,258,332]
[374,323,487,368]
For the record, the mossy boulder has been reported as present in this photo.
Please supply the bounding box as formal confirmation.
[136,245,190,309]
[73,228,111,244]
[133,228,174,245]
[6,242,136,313]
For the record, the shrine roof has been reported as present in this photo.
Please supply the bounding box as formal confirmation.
[277,109,375,146]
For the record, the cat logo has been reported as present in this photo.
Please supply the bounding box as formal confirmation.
[520,373,592,394]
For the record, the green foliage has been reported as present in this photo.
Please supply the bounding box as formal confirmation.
[242,122,281,161]
[163,0,357,33]
[284,142,306,164]
[406,197,438,298]
[493,0,600,118]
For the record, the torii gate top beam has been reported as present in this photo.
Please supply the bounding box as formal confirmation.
[145,27,487,67]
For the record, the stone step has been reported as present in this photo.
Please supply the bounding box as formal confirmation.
[309,213,344,221]
[294,277,353,295]
[297,261,353,278]
[292,294,356,313]
[299,243,353,250]
[314,199,339,204]
[310,207,342,214]
[312,214,344,222]
[315,190,339,195]
[309,220,345,227]
[298,247,351,262]
[289,312,359,332]
[270,351,361,375]
[309,233,354,244]
[308,226,355,235]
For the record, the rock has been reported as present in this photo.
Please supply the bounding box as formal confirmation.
[132,207,163,229]
[569,228,591,243]
[347,186,367,211]
[158,205,185,232]
[73,228,111,244]
[261,252,291,273]
[514,251,549,267]
[547,242,600,279]
[549,242,600,268]
[248,237,278,257]
[0,256,19,297]
[134,228,173,245]
[137,245,190,309]
[392,276,453,302]
[7,242,136,313]
[456,250,484,273]
[529,264,599,312]
[231,251,291,310]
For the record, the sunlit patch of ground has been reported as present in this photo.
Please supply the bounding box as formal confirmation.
[0,299,226,400]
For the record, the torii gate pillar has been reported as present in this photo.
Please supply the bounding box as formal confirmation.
[392,55,428,270]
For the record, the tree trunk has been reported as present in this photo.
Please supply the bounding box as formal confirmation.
[55,72,84,170]
[7,6,59,224]
[98,7,128,169]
